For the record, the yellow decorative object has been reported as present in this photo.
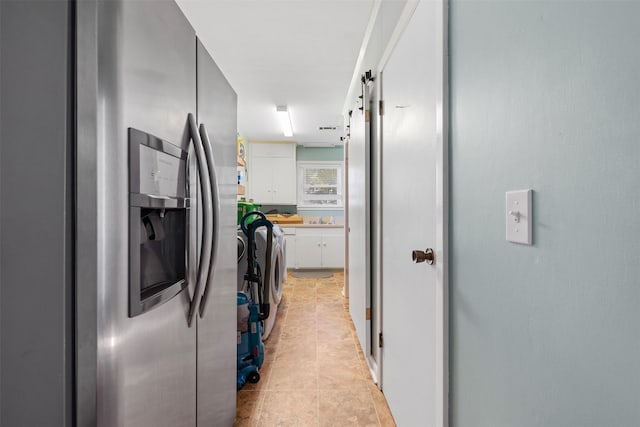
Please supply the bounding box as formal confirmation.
[237,134,246,162]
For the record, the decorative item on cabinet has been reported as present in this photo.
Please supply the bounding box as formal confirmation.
[237,134,247,165]
[237,135,248,196]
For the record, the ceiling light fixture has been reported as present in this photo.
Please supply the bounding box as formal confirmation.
[276,105,293,137]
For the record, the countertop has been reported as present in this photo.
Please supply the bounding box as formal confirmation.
[265,214,304,224]
[276,223,344,229]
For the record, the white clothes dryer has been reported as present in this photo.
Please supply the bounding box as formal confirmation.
[271,224,286,304]
[236,226,282,340]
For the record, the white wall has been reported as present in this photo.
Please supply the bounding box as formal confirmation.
[342,0,407,117]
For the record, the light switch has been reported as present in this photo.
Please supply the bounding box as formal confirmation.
[506,189,532,245]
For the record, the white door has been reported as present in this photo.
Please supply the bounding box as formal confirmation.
[380,1,447,426]
[283,233,296,270]
[348,93,370,354]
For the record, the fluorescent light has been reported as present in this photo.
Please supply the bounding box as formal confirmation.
[276,105,293,137]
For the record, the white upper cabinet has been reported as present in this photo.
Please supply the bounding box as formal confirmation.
[248,142,296,204]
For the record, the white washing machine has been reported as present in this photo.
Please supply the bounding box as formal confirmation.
[237,225,282,340]
[272,225,286,301]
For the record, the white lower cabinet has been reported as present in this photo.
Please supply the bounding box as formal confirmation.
[295,234,323,268]
[282,228,297,270]
[288,227,344,269]
[319,234,344,268]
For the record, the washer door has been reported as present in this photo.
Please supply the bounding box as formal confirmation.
[261,243,282,340]
[238,228,281,340]
[236,232,248,291]
[270,242,283,305]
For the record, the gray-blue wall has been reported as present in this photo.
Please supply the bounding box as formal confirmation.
[296,145,344,162]
[450,1,640,426]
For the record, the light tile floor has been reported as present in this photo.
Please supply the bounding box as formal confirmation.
[235,271,396,427]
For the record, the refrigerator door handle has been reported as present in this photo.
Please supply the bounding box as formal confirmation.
[187,113,213,326]
[197,123,220,318]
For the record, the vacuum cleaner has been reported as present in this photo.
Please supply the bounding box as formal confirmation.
[236,211,273,390]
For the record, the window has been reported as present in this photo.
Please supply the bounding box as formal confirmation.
[297,161,344,209]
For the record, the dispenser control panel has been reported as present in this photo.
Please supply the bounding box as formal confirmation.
[138,144,186,198]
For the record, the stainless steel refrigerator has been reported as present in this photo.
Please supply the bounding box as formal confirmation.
[0,1,237,425]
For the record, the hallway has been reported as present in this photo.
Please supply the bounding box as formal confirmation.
[235,272,395,426]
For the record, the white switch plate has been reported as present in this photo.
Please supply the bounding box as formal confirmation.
[506,189,532,245]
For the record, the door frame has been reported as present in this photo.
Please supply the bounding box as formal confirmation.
[376,0,449,425]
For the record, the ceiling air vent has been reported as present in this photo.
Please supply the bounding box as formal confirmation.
[302,143,336,148]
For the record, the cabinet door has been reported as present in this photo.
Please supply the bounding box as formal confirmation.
[284,234,296,270]
[321,234,345,268]
[251,142,294,157]
[270,157,297,204]
[294,235,323,268]
[249,157,274,203]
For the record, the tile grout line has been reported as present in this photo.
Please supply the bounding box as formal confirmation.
[315,279,321,427]
[255,389,267,427]
[255,275,290,425]
[348,306,384,426]
[367,378,384,426]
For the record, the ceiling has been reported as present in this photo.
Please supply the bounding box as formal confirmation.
[176,0,374,146]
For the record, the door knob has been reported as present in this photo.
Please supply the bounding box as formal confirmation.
[412,248,435,265]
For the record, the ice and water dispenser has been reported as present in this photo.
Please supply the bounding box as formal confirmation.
[129,128,189,317]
